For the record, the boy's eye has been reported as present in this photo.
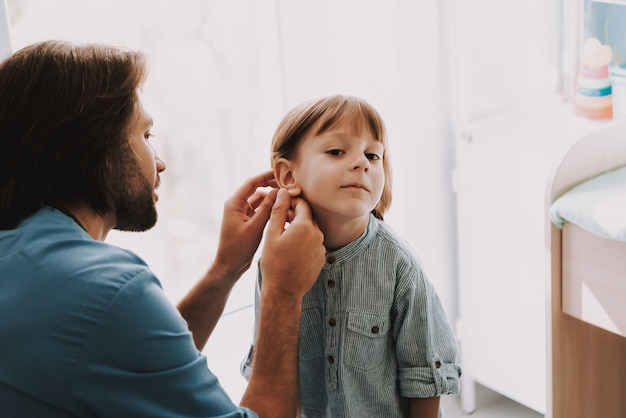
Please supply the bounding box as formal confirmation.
[366,153,381,161]
[144,132,154,141]
[327,149,344,156]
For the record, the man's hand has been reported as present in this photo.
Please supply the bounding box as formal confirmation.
[260,189,325,299]
[212,170,279,282]
[241,188,325,417]
[178,171,280,350]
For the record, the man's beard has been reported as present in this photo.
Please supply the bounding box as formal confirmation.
[112,155,158,232]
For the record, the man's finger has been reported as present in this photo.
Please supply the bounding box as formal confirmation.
[289,196,315,225]
[249,187,277,223]
[233,171,276,203]
[266,188,291,237]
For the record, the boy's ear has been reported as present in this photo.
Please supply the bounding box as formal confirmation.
[274,158,302,196]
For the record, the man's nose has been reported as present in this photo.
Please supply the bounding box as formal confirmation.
[156,155,166,173]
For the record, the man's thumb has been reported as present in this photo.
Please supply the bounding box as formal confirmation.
[266,188,290,236]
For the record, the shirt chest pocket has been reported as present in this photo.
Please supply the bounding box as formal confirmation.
[344,312,390,370]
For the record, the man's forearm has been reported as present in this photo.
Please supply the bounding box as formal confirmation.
[177,263,237,351]
[240,289,302,418]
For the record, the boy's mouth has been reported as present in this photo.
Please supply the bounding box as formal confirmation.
[341,183,369,192]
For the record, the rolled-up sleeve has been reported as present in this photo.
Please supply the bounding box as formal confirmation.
[394,262,462,398]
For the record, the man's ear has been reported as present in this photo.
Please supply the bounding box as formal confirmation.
[274,158,302,196]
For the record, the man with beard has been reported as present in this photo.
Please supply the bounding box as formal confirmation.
[0,40,326,418]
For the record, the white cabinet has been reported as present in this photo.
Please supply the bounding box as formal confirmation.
[453,104,600,414]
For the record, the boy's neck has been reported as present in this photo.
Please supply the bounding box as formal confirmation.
[316,214,370,252]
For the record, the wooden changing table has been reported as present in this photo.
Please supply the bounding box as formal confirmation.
[546,120,626,418]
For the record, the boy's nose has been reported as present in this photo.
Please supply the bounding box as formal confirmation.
[352,155,369,171]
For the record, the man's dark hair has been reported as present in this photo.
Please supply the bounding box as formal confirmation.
[0,40,148,229]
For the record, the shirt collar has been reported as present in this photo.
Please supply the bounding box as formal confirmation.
[323,213,379,268]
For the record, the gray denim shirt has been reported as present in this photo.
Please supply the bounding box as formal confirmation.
[242,214,461,417]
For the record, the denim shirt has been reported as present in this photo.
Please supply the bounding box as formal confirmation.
[243,214,461,417]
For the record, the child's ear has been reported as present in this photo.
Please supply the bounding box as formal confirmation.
[274,158,302,196]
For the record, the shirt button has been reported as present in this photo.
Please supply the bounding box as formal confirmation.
[327,256,336,264]
[327,355,335,364]
[371,325,380,334]
[328,317,336,326]
[327,279,336,288]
